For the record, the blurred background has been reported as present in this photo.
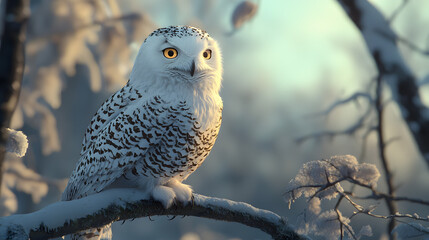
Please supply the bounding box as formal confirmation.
[2,0,429,239]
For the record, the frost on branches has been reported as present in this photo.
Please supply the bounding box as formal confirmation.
[286,155,380,201]
[285,155,378,239]
[285,155,429,239]
[5,128,28,158]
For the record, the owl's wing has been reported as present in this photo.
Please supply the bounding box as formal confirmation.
[62,98,170,200]
[80,81,143,156]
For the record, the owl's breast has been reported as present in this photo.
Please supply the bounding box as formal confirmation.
[131,97,222,182]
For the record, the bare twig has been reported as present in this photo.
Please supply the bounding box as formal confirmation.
[376,29,429,56]
[345,191,429,207]
[376,73,398,237]
[358,125,377,160]
[296,104,372,144]
[389,0,411,23]
[296,88,375,144]
[396,34,429,56]
[312,92,373,117]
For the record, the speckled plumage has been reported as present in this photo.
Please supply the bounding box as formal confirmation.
[62,26,223,240]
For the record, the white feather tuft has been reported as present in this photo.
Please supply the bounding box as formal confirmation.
[152,185,176,208]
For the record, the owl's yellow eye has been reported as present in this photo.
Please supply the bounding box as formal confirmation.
[203,49,212,59]
[163,48,178,59]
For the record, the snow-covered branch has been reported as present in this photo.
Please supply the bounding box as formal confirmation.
[0,189,306,240]
[337,0,429,167]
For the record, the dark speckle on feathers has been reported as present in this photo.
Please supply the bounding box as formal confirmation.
[145,26,210,43]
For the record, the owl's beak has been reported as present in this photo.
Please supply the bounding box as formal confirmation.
[190,60,196,77]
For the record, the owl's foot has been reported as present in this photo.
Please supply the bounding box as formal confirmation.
[151,180,193,208]
[166,179,193,205]
[152,185,176,208]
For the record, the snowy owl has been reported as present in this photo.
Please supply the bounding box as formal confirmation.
[62,26,223,239]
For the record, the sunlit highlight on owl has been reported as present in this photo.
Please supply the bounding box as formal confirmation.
[62,26,223,240]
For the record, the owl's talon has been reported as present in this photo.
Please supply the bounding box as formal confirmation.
[148,216,154,221]
[191,194,195,207]
[173,199,179,210]
[168,215,176,220]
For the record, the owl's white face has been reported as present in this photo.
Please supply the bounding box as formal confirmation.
[130,26,223,94]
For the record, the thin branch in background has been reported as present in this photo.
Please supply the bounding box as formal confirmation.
[0,0,29,196]
[311,92,373,117]
[376,70,398,238]
[346,190,429,207]
[377,29,429,56]
[296,103,372,144]
[396,34,429,56]
[389,0,411,23]
[358,125,377,161]
[296,89,374,144]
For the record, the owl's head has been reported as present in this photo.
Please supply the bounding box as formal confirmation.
[130,26,223,94]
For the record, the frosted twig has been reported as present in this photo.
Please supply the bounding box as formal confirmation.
[0,189,307,240]
[335,209,357,240]
[340,190,429,223]
[345,193,429,223]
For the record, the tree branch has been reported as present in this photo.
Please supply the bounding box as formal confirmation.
[337,0,429,167]
[375,72,398,236]
[31,13,143,41]
[0,0,29,196]
[0,189,307,240]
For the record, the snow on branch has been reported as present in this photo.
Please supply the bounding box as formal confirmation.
[0,189,307,240]
[336,0,429,167]
[5,128,28,158]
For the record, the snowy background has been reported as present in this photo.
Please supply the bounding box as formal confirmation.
[3,0,429,239]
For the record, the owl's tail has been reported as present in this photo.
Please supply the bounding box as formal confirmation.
[66,224,112,240]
